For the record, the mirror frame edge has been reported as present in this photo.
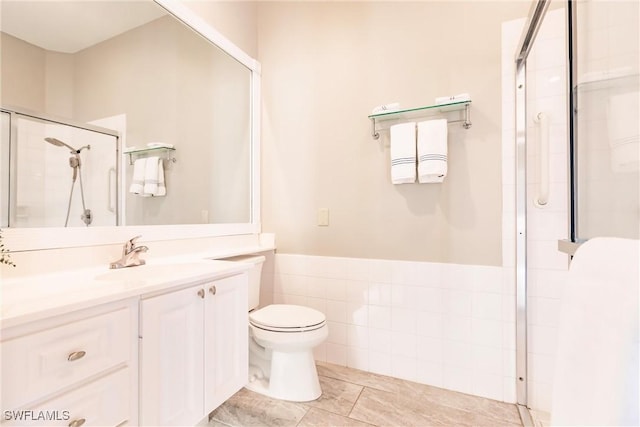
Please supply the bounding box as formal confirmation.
[3,0,262,252]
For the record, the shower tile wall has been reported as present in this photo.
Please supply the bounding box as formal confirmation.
[502,9,569,413]
[273,254,517,404]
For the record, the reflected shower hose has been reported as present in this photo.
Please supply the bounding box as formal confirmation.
[64,153,91,227]
[44,138,92,227]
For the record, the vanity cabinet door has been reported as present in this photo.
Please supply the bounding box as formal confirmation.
[204,273,248,411]
[139,284,204,427]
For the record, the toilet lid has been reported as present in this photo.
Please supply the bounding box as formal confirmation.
[250,304,326,331]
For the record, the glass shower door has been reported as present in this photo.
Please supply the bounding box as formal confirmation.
[571,0,640,241]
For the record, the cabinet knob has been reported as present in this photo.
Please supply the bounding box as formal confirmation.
[67,351,86,362]
[197,289,205,299]
[209,285,217,295]
[68,418,86,427]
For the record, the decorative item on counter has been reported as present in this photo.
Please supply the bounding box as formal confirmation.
[0,228,16,267]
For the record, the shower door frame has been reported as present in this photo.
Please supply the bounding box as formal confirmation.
[513,0,553,421]
[0,106,122,228]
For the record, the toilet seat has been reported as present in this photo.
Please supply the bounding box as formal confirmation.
[250,304,326,333]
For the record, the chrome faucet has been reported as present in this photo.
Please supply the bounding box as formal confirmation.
[110,235,148,269]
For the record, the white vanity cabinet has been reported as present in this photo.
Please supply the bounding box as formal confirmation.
[0,300,138,427]
[139,273,248,426]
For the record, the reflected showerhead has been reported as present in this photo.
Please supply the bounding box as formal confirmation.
[44,137,77,153]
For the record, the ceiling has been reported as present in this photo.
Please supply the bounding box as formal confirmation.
[0,1,166,53]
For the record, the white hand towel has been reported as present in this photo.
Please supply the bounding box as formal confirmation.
[390,122,417,184]
[143,156,160,196]
[417,119,448,183]
[156,158,166,197]
[129,158,146,194]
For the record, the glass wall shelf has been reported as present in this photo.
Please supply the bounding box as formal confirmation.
[368,100,471,139]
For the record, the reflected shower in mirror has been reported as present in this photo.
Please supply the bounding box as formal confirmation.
[0,112,118,228]
[0,0,252,228]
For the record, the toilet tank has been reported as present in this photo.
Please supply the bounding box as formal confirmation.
[223,255,265,311]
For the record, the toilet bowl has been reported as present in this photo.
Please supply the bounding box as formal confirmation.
[224,255,328,402]
[247,304,328,401]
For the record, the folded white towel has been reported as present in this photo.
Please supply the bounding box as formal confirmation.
[435,93,471,105]
[143,156,160,196]
[372,102,400,115]
[156,158,166,197]
[390,122,417,184]
[607,91,639,173]
[129,158,146,194]
[417,119,448,183]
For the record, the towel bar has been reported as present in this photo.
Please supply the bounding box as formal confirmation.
[369,100,472,139]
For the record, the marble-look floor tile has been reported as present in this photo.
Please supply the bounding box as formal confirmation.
[316,362,404,393]
[307,376,363,416]
[209,364,522,427]
[209,388,309,427]
[419,384,522,425]
[298,408,374,427]
[349,387,522,427]
[349,387,447,426]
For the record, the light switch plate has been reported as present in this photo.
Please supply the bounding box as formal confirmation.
[318,208,329,226]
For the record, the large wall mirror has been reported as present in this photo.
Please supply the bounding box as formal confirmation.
[0,0,258,237]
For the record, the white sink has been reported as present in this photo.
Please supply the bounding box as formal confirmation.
[95,262,218,282]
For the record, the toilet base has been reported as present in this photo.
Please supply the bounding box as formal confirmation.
[246,348,322,402]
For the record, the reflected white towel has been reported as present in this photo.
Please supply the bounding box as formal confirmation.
[417,119,448,183]
[156,158,166,197]
[607,90,639,173]
[390,122,416,184]
[143,156,160,196]
[129,158,146,194]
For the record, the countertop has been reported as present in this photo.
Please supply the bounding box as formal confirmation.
[1,246,272,329]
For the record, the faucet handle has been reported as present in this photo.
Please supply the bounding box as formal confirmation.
[123,235,142,254]
[128,235,142,246]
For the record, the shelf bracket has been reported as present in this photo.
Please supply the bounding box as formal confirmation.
[372,119,380,140]
[463,103,472,129]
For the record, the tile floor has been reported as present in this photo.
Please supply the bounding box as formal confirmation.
[209,362,524,427]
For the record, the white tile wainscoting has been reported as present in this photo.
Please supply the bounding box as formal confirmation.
[273,254,517,404]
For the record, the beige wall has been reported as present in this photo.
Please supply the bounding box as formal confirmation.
[257,1,529,265]
[1,33,46,112]
[183,1,258,59]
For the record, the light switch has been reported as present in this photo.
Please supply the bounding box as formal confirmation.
[318,208,329,226]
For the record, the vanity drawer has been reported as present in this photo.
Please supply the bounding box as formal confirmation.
[1,307,131,409]
[3,368,130,427]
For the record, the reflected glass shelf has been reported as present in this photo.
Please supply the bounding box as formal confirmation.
[123,146,176,155]
[124,146,177,165]
[574,73,639,93]
[368,100,471,121]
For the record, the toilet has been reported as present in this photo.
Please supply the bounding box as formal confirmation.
[227,255,328,402]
